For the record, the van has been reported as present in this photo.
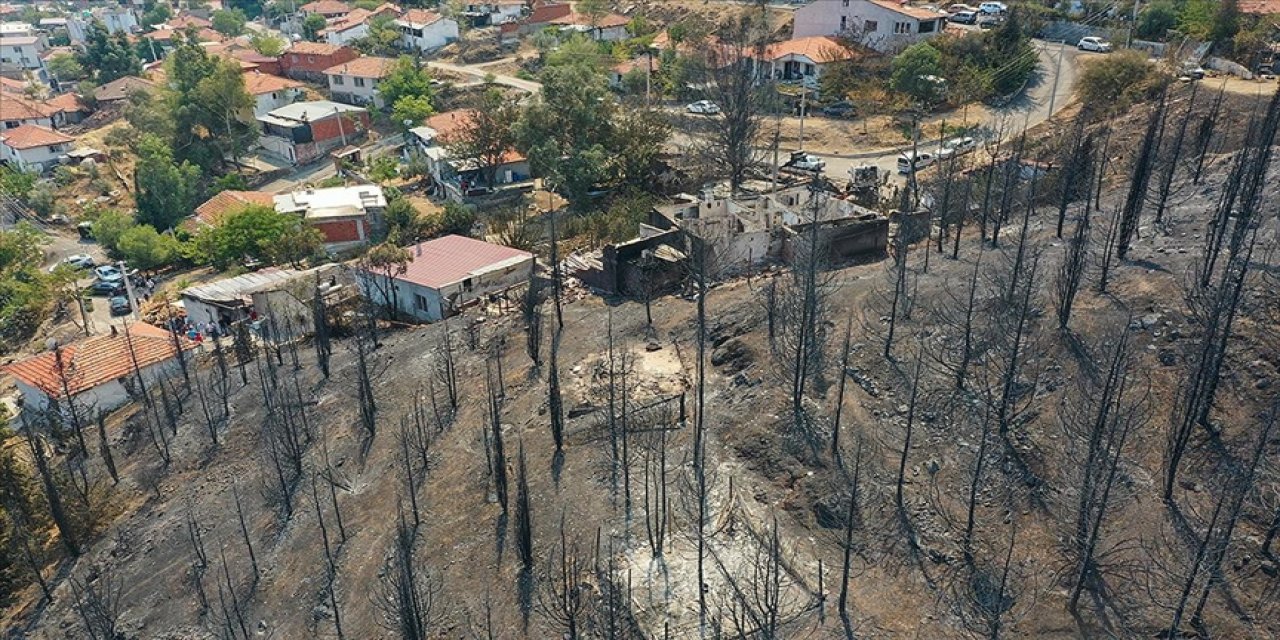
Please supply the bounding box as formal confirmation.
[978,1,1007,13]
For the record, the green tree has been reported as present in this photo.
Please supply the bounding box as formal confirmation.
[0,223,57,348]
[116,224,182,270]
[211,9,248,36]
[196,205,321,268]
[226,0,264,19]
[1077,50,1171,118]
[435,202,476,237]
[250,32,287,56]
[445,87,519,188]
[384,196,429,242]
[0,166,36,199]
[45,54,85,81]
[1136,1,1178,40]
[609,106,669,188]
[134,134,200,231]
[78,21,142,84]
[379,56,435,112]
[354,14,402,55]
[140,3,173,27]
[163,39,257,171]
[1178,0,1217,40]
[303,13,328,41]
[515,62,615,209]
[576,0,608,27]
[92,209,136,255]
[391,94,435,128]
[890,42,945,105]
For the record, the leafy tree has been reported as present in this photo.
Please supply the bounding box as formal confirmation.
[379,56,436,112]
[226,0,265,19]
[46,54,85,81]
[368,155,400,182]
[0,166,36,199]
[141,3,173,27]
[116,224,182,270]
[211,9,248,36]
[1210,0,1241,44]
[92,209,136,255]
[164,39,258,171]
[78,21,142,84]
[0,223,58,348]
[576,0,608,27]
[445,87,519,188]
[250,32,287,56]
[1077,50,1171,118]
[134,134,201,231]
[353,14,402,56]
[196,205,323,268]
[435,202,476,237]
[1177,0,1217,40]
[891,42,945,105]
[545,33,606,73]
[303,13,328,41]
[391,95,435,128]
[384,196,429,242]
[515,62,615,209]
[1137,1,1178,40]
[609,107,669,188]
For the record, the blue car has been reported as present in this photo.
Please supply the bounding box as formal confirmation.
[109,296,131,316]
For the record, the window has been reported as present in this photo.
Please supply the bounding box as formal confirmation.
[333,75,344,85]
[414,293,429,312]
[919,19,936,33]
[462,278,473,292]
[840,16,847,31]
[271,92,278,99]
[307,56,315,63]
[4,121,17,129]
[354,77,366,87]
[894,21,911,34]
[47,145,60,153]
[864,19,878,32]
[841,0,849,5]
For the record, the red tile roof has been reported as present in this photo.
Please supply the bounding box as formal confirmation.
[242,71,305,95]
[869,0,944,21]
[301,0,352,14]
[288,41,347,55]
[398,8,444,25]
[194,190,275,226]
[0,95,55,122]
[526,1,571,24]
[3,323,193,398]
[323,55,396,78]
[550,11,629,28]
[93,76,155,102]
[1241,0,1280,13]
[45,92,88,114]
[0,75,26,95]
[763,36,859,63]
[166,14,212,28]
[0,124,73,150]
[395,235,532,289]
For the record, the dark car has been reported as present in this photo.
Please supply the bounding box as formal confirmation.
[822,101,856,117]
[88,280,125,296]
[109,296,131,316]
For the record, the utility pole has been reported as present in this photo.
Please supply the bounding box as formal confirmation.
[798,87,808,151]
[1047,39,1066,118]
[644,47,652,108]
[118,260,140,323]
[335,105,348,147]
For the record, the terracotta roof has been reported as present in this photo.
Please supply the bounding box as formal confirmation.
[194,190,275,226]
[394,235,533,289]
[0,75,27,95]
[0,95,55,122]
[398,8,443,25]
[550,10,628,28]
[868,0,944,21]
[611,56,659,75]
[3,323,193,399]
[0,35,39,45]
[242,71,304,95]
[423,109,476,141]
[763,36,858,63]
[40,45,75,60]
[1241,0,1280,13]
[93,76,155,102]
[323,55,395,78]
[526,1,571,24]
[167,14,213,28]
[44,92,88,114]
[288,41,346,55]
[0,124,73,150]
[301,0,352,14]
[322,6,388,33]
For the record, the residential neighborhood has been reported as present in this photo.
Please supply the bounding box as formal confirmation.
[2,0,1280,638]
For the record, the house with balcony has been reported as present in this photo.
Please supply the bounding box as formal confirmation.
[793,0,944,53]
[395,9,459,52]
[760,36,859,92]
[323,55,395,108]
[0,33,47,80]
[0,123,72,172]
[258,100,369,165]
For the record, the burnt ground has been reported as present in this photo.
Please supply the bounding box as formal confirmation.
[4,87,1280,639]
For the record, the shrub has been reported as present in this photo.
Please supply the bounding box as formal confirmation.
[1077,51,1171,118]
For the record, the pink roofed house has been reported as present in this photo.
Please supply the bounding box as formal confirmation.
[356,235,533,321]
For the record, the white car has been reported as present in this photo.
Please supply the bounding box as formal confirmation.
[897,152,935,174]
[788,152,826,171]
[1078,36,1112,53]
[943,136,978,156]
[978,1,1007,13]
[687,100,721,115]
[94,264,123,282]
[54,254,95,271]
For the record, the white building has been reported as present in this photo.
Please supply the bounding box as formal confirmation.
[321,4,399,46]
[274,184,387,251]
[395,9,459,52]
[180,265,345,328]
[3,323,192,416]
[67,8,140,43]
[792,0,945,53]
[0,124,72,172]
[357,234,533,322]
[549,11,630,42]
[760,36,859,91]
[0,34,47,71]
[323,56,395,108]
[243,71,307,117]
[0,22,36,37]
[408,109,532,201]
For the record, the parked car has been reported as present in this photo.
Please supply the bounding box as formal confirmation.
[1179,63,1206,79]
[897,151,935,174]
[978,1,1007,13]
[947,3,978,12]
[51,254,95,271]
[943,136,978,156]
[94,265,123,282]
[1078,36,1112,53]
[787,152,827,171]
[108,296,132,316]
[821,101,856,117]
[687,100,721,114]
[949,10,978,23]
[88,280,125,296]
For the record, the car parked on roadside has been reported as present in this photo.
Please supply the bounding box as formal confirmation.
[944,136,978,156]
[687,100,721,114]
[50,254,95,272]
[947,3,977,12]
[949,10,978,23]
[821,101,856,117]
[109,296,132,316]
[978,1,1007,13]
[88,280,125,296]
[1179,63,1206,80]
[1078,36,1112,53]
[787,151,827,171]
[94,265,123,282]
[897,151,935,174]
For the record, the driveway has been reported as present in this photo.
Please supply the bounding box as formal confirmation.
[426,59,542,93]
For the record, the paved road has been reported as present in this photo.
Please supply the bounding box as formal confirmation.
[818,39,1082,185]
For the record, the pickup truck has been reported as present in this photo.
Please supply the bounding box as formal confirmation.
[786,152,827,171]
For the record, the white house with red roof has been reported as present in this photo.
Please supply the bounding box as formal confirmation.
[408,109,532,200]
[0,123,73,172]
[760,35,859,89]
[356,234,533,322]
[321,4,400,45]
[549,9,630,41]
[3,323,192,415]
[242,71,307,116]
[793,0,945,53]
[323,55,396,107]
[395,9,459,52]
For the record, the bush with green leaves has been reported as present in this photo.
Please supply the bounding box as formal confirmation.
[1077,51,1171,118]
[116,224,183,270]
[194,205,324,269]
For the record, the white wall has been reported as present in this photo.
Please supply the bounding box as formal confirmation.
[254,88,305,117]
[328,73,383,108]
[793,0,940,52]
[16,357,180,417]
[359,254,532,322]
[0,41,45,70]
[398,18,459,51]
[325,23,369,46]
[1,142,68,172]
